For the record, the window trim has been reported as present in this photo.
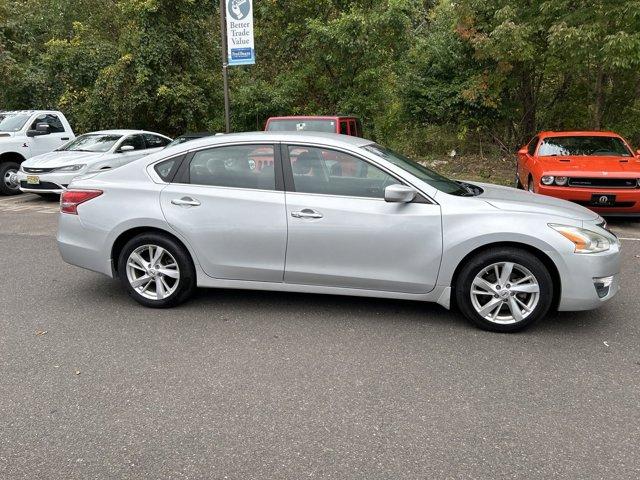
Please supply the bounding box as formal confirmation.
[281,143,432,203]
[172,142,284,192]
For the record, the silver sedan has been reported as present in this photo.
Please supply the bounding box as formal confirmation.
[57,132,621,332]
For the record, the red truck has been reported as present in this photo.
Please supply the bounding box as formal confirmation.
[265,116,363,137]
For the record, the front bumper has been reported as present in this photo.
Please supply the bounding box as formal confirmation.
[554,243,621,311]
[537,184,640,215]
[16,170,79,194]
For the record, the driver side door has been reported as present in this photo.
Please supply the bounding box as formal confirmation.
[282,144,443,294]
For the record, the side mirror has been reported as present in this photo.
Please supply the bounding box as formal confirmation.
[26,123,51,137]
[385,184,416,203]
[518,147,528,155]
[119,145,135,152]
[636,149,640,157]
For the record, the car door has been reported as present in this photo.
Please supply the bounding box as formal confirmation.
[282,144,443,294]
[159,143,287,282]
[27,113,71,156]
[114,134,148,167]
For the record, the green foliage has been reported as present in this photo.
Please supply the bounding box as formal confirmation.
[0,0,639,151]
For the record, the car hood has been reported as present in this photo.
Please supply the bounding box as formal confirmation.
[474,182,599,221]
[23,151,105,168]
[538,156,640,176]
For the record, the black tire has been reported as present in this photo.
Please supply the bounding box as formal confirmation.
[0,161,22,196]
[515,174,524,189]
[455,247,554,333]
[117,232,196,308]
[527,177,535,193]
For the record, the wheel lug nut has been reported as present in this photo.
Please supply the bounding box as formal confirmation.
[506,284,511,288]
[494,294,499,298]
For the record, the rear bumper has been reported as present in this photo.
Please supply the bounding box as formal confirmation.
[537,184,640,214]
[57,213,113,277]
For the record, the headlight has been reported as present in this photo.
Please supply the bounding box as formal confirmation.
[541,175,555,185]
[53,164,86,172]
[554,176,568,185]
[549,224,611,254]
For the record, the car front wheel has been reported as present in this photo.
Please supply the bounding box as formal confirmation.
[118,233,196,308]
[455,248,553,332]
[0,161,21,195]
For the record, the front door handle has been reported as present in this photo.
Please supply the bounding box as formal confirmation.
[291,209,323,219]
[171,197,201,207]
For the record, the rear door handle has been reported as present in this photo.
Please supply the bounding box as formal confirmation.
[291,209,323,219]
[171,197,201,207]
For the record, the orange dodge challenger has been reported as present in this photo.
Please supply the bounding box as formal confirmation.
[517,131,640,216]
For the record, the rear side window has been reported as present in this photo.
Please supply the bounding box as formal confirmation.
[340,121,348,135]
[188,144,276,190]
[527,137,539,156]
[144,133,171,148]
[154,156,183,182]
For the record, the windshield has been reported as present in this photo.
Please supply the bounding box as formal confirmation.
[0,113,30,132]
[363,144,469,195]
[59,134,122,153]
[266,119,337,133]
[538,136,632,157]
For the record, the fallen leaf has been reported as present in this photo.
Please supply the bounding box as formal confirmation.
[75,370,81,375]
[603,341,610,347]
[35,330,48,336]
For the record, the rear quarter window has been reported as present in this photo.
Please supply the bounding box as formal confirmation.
[154,156,183,182]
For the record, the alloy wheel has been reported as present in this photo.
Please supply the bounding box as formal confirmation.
[470,262,540,325]
[126,244,180,300]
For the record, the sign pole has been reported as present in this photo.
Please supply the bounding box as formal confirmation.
[219,0,231,133]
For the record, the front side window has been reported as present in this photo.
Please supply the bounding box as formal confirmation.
[188,144,276,190]
[538,136,632,157]
[120,134,146,151]
[30,114,65,133]
[0,113,30,132]
[58,134,122,153]
[527,136,539,156]
[288,146,397,199]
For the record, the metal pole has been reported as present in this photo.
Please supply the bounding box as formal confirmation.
[219,0,231,133]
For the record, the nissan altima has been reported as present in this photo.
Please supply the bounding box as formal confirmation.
[17,129,171,196]
[57,132,621,332]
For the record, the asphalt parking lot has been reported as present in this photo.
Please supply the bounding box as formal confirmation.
[1,194,639,479]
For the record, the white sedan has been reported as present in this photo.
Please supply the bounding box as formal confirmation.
[16,129,172,196]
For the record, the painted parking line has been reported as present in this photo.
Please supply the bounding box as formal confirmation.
[619,237,640,242]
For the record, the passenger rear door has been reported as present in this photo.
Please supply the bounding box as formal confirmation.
[282,144,443,294]
[160,143,287,282]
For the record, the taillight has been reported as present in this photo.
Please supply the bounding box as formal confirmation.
[60,189,103,215]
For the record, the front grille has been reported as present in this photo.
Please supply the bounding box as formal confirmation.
[568,178,638,189]
[20,181,61,190]
[23,167,55,174]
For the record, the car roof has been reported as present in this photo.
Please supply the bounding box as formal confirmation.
[0,110,60,115]
[164,131,374,153]
[537,131,623,138]
[176,132,216,139]
[83,129,169,136]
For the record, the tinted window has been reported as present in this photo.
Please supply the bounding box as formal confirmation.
[527,136,539,156]
[340,121,348,135]
[31,114,65,133]
[538,136,632,157]
[120,134,146,151]
[289,146,397,199]
[188,145,276,190]
[144,133,170,148]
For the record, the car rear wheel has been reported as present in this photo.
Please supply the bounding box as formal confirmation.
[118,233,196,308]
[0,162,21,196]
[455,248,553,332]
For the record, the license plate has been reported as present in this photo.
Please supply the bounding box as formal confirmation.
[26,175,40,185]
[591,194,616,206]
